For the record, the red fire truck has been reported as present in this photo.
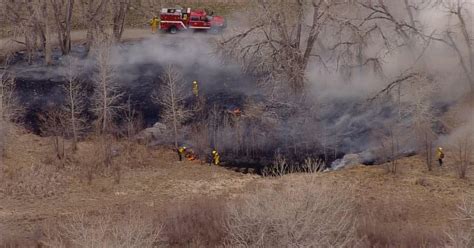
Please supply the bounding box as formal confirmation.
[159,7,227,34]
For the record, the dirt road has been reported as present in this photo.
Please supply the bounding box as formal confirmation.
[0,28,155,56]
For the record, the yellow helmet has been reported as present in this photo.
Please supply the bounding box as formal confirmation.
[438,147,443,151]
[212,150,217,154]
[193,81,197,84]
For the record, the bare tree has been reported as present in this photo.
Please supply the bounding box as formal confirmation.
[123,97,142,141]
[79,0,110,55]
[5,1,53,64]
[0,72,18,159]
[28,0,53,65]
[439,1,474,91]
[50,0,75,55]
[220,0,332,95]
[92,38,123,134]
[402,75,438,171]
[0,50,21,160]
[63,57,87,150]
[152,65,190,151]
[112,0,130,42]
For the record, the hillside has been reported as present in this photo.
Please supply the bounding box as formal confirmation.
[1,0,474,247]
[1,128,472,246]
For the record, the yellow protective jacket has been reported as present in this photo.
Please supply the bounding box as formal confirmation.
[149,18,160,27]
[193,83,199,97]
[436,149,444,160]
[213,152,220,165]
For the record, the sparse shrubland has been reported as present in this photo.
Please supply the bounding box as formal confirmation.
[0,0,473,246]
[225,181,357,247]
[40,210,162,248]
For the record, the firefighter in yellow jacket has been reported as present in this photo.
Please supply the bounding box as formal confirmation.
[436,147,444,166]
[212,149,220,166]
[192,80,199,97]
[178,146,186,161]
[149,16,160,33]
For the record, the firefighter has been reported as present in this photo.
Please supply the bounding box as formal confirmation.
[192,80,199,97]
[178,146,186,161]
[149,16,160,33]
[211,149,220,166]
[436,147,445,166]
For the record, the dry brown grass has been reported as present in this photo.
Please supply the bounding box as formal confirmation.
[1,128,473,247]
[357,196,448,247]
[163,197,228,247]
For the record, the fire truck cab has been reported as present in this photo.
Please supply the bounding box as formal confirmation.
[159,7,226,34]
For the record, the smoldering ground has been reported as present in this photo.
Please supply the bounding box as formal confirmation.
[5,0,474,171]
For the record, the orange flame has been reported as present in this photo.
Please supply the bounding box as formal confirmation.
[186,154,198,161]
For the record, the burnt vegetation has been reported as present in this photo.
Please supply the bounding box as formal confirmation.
[0,0,473,172]
[0,0,473,246]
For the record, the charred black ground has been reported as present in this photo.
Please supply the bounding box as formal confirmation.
[6,37,450,172]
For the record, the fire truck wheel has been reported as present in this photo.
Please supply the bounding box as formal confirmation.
[209,27,220,34]
[169,26,178,34]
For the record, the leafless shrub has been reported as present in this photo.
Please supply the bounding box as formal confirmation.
[225,182,357,247]
[38,109,68,166]
[446,197,474,247]
[376,125,401,174]
[302,157,324,173]
[263,154,324,176]
[262,153,291,177]
[163,198,228,247]
[451,133,473,179]
[122,97,143,141]
[40,210,162,248]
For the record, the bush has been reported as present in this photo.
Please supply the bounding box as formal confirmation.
[451,134,473,179]
[163,198,228,247]
[446,198,474,247]
[40,210,162,248]
[225,181,357,247]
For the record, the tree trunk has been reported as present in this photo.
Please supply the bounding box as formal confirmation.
[113,0,129,41]
[44,9,52,65]
[69,83,78,150]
